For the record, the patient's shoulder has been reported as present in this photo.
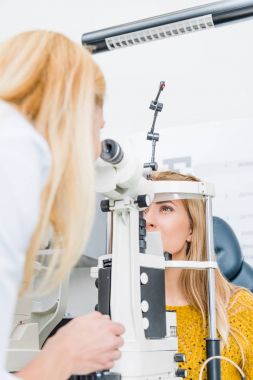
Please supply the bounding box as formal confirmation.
[228,288,253,318]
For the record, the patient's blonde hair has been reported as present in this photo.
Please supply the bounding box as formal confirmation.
[150,171,244,350]
[0,31,105,293]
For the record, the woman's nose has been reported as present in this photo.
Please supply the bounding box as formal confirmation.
[144,211,158,231]
[146,222,158,232]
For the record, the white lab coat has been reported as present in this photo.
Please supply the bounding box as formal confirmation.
[0,101,51,379]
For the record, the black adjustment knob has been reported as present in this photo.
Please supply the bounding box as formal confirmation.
[100,199,110,212]
[174,353,186,363]
[139,227,146,237]
[81,371,121,380]
[156,102,163,112]
[175,368,187,378]
[147,132,160,141]
[164,251,172,261]
[139,240,147,250]
[95,304,99,311]
[136,194,151,208]
[96,371,122,380]
[139,218,146,227]
[95,278,99,288]
[149,101,163,112]
[143,162,158,171]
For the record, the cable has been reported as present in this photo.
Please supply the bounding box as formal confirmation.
[199,355,246,379]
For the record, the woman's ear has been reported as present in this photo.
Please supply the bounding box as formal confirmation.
[186,229,192,243]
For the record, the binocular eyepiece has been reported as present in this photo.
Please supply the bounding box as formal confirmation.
[101,139,124,165]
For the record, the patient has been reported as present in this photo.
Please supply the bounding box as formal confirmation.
[144,171,253,379]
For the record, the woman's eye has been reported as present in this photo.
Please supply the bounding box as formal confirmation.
[160,205,173,213]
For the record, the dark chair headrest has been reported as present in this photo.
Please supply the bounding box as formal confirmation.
[232,261,253,292]
[213,216,243,280]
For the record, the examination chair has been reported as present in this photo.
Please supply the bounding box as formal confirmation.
[213,216,253,292]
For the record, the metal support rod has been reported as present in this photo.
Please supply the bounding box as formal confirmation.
[206,196,217,338]
[205,196,221,380]
[106,211,113,255]
[150,111,159,134]
[82,0,253,53]
[151,140,156,163]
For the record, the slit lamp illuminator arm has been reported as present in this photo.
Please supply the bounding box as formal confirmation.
[82,0,253,54]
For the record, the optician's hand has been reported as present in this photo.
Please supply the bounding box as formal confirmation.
[48,311,125,375]
[17,311,125,380]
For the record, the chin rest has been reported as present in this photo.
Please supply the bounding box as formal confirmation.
[213,216,253,292]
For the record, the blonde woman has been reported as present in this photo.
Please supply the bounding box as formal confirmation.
[0,31,124,380]
[144,171,253,379]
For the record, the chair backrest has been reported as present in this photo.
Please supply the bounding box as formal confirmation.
[213,216,253,292]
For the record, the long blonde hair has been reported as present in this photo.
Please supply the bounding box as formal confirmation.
[150,171,240,347]
[0,31,105,294]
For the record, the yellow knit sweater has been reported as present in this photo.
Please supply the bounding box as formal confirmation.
[166,290,253,379]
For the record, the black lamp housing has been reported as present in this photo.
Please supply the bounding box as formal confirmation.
[82,0,253,54]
